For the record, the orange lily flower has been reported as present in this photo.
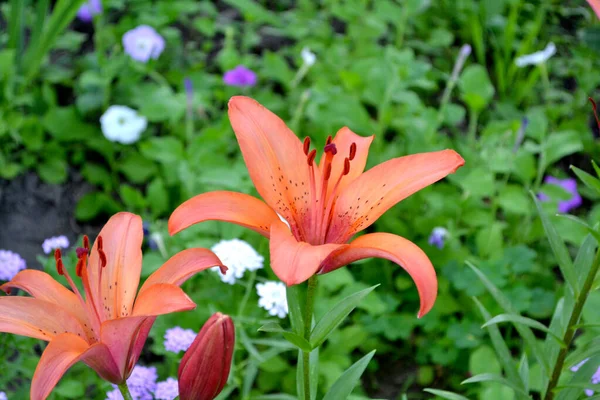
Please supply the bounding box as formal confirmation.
[0,212,224,400]
[169,96,464,317]
[588,0,600,19]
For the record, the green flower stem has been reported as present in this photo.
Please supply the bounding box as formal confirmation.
[544,248,600,400]
[117,382,133,400]
[302,275,318,400]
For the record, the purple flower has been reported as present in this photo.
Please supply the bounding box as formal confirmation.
[571,358,590,372]
[77,0,102,22]
[538,176,582,213]
[106,365,157,400]
[42,235,70,255]
[0,250,26,281]
[428,227,448,249]
[154,378,179,400]
[122,25,165,63]
[164,327,196,353]
[223,65,257,87]
[0,391,6,400]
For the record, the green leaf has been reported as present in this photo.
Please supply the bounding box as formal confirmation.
[286,285,304,335]
[119,184,146,211]
[322,350,375,400]
[75,192,117,221]
[423,389,470,400]
[459,64,495,112]
[462,373,529,397]
[571,165,600,196]
[37,158,67,184]
[482,314,565,347]
[554,215,600,244]
[472,297,525,393]
[140,137,184,164]
[532,193,578,296]
[147,178,169,217]
[310,285,379,348]
[466,261,550,377]
[542,131,583,171]
[518,354,529,394]
[119,153,158,183]
[43,106,98,141]
[223,0,283,26]
[258,322,312,352]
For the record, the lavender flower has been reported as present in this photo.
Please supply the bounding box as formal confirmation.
[450,44,472,82]
[223,65,257,87]
[0,391,6,400]
[538,176,582,213]
[0,250,26,281]
[571,358,590,372]
[428,227,448,249]
[122,25,165,63]
[256,281,288,318]
[164,327,196,353]
[77,0,102,22]
[106,365,157,400]
[42,235,70,255]
[154,378,179,400]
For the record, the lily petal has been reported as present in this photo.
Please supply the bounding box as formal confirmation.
[1,270,89,329]
[320,233,437,317]
[321,127,373,195]
[228,96,311,236]
[88,212,143,320]
[270,221,344,285]
[100,315,150,378]
[327,149,464,242]
[79,342,122,384]
[169,191,278,238]
[30,333,90,400]
[0,297,86,341]
[139,248,224,296]
[588,0,600,19]
[132,283,196,316]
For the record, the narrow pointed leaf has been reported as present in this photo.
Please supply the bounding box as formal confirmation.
[286,284,304,335]
[532,193,578,296]
[472,297,525,393]
[322,350,375,400]
[258,322,312,352]
[482,314,566,347]
[310,285,379,348]
[518,353,529,394]
[467,261,550,376]
[462,373,530,397]
[423,389,470,400]
[593,160,600,179]
[555,215,600,244]
[571,165,600,195]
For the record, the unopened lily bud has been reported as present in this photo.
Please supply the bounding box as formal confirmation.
[178,313,235,400]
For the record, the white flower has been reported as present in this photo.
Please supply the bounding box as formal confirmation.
[100,105,147,144]
[515,43,556,67]
[0,391,7,400]
[301,47,316,67]
[256,281,288,318]
[210,239,263,284]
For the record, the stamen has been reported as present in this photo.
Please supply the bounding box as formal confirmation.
[303,137,311,155]
[54,249,64,275]
[307,149,317,166]
[324,164,332,180]
[324,143,337,155]
[83,235,90,250]
[343,158,351,175]
[326,135,332,145]
[349,143,357,160]
[97,235,107,268]
[76,247,88,258]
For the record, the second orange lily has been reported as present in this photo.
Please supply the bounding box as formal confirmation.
[0,212,225,400]
[169,96,465,317]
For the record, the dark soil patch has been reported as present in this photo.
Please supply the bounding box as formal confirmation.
[0,172,100,269]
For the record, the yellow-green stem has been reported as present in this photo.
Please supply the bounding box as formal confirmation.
[544,249,600,400]
[118,382,133,400]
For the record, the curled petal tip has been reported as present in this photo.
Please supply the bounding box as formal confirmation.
[218,264,228,275]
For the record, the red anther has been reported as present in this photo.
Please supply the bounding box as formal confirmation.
[56,259,64,276]
[324,164,332,180]
[99,250,107,268]
[343,158,351,175]
[307,149,317,166]
[97,235,104,251]
[76,247,88,259]
[325,135,332,145]
[75,258,84,277]
[349,142,357,160]
[324,143,337,155]
[54,248,62,262]
[83,235,90,250]
[303,137,311,155]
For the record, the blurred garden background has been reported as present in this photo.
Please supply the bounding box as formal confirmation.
[2,0,600,399]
